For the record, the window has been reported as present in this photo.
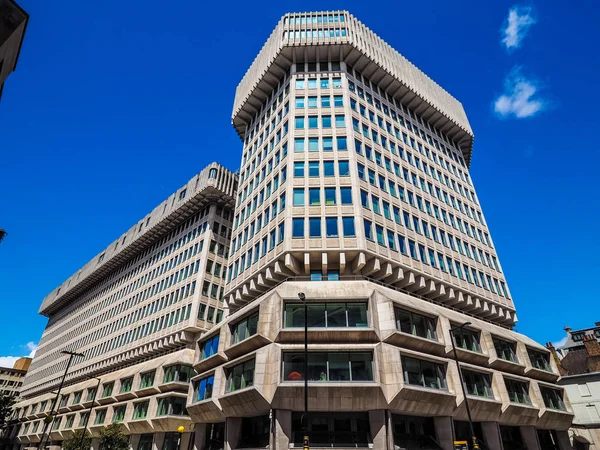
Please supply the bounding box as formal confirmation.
[296,79,305,89]
[402,356,447,390]
[94,409,107,425]
[309,218,321,237]
[335,115,345,128]
[334,95,343,107]
[325,188,336,205]
[323,137,333,151]
[112,405,126,423]
[343,217,355,237]
[226,359,255,392]
[395,308,437,340]
[337,136,347,150]
[463,370,494,398]
[86,388,97,402]
[309,161,320,177]
[283,352,373,382]
[452,326,481,353]
[293,218,305,238]
[102,382,114,398]
[493,338,519,363]
[293,188,305,206]
[323,161,335,177]
[294,138,305,152]
[309,188,320,205]
[540,387,566,411]
[339,160,350,176]
[295,116,305,129]
[64,415,75,429]
[295,97,305,108]
[308,116,318,129]
[72,391,82,405]
[504,378,531,405]
[528,349,551,372]
[340,187,352,205]
[291,412,371,448]
[294,162,304,177]
[133,401,149,420]
[231,312,259,345]
[140,371,155,389]
[364,219,373,240]
[200,334,219,360]
[285,302,368,328]
[120,377,133,394]
[194,375,214,402]
[322,116,332,128]
[157,397,188,416]
[163,365,195,383]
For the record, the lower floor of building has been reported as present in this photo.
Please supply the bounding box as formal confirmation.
[15,410,575,450]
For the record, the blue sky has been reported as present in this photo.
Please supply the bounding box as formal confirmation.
[1,0,599,363]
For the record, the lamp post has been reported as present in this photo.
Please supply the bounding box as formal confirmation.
[78,376,101,450]
[39,350,84,450]
[449,323,479,450]
[176,425,185,450]
[298,292,309,450]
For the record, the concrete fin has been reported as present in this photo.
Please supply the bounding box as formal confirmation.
[363,258,381,276]
[340,252,346,273]
[284,253,301,275]
[304,253,310,275]
[352,252,367,274]
[322,253,328,274]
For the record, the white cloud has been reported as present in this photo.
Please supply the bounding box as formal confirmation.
[0,342,38,368]
[552,336,568,348]
[502,6,537,50]
[494,67,546,119]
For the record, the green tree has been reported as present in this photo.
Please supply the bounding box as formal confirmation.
[62,429,92,450]
[99,424,129,450]
[0,392,16,431]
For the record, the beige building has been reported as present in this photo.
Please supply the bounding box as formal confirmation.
[0,358,30,397]
[188,10,574,450]
[0,0,28,100]
[15,163,237,450]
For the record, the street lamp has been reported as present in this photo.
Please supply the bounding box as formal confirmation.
[177,425,185,450]
[449,323,479,450]
[39,350,84,450]
[78,376,101,450]
[298,292,309,450]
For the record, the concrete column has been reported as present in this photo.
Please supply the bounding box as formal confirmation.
[368,410,387,450]
[130,434,141,450]
[272,410,292,450]
[179,432,192,450]
[225,418,241,450]
[386,411,395,450]
[433,417,454,450]
[192,424,207,450]
[555,430,573,450]
[481,422,502,450]
[152,432,165,450]
[520,426,541,450]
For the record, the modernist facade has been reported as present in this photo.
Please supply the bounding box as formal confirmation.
[0,358,30,397]
[14,163,237,450]
[187,11,575,450]
[0,0,28,100]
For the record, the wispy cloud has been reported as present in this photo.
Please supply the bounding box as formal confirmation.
[0,342,38,368]
[501,6,537,51]
[552,336,568,349]
[494,67,546,119]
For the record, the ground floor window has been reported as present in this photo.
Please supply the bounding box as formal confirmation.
[204,423,225,450]
[537,429,560,450]
[392,414,438,449]
[137,434,153,450]
[238,415,270,448]
[291,412,371,448]
[453,421,486,449]
[500,425,525,450]
[162,432,179,450]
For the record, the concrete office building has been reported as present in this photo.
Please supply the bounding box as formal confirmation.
[0,0,28,100]
[14,163,237,450]
[0,358,30,397]
[187,11,575,450]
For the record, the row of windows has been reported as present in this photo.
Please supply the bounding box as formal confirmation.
[295,77,343,90]
[292,216,356,239]
[295,94,343,109]
[293,186,353,206]
[294,160,350,178]
[293,114,346,132]
[360,189,501,275]
[283,29,348,39]
[238,146,287,204]
[285,14,346,25]
[192,353,565,411]
[363,219,509,298]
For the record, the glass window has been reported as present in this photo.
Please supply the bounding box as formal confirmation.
[394,308,437,340]
[528,349,552,372]
[285,302,368,328]
[337,136,347,151]
[493,338,519,363]
[541,387,566,411]
[364,219,373,240]
[132,401,149,420]
[334,95,343,107]
[294,162,305,177]
[199,335,219,360]
[452,326,481,353]
[295,117,305,129]
[323,137,333,151]
[340,187,352,205]
[293,188,305,206]
[292,218,304,238]
[320,78,330,89]
[157,397,187,416]
[309,161,320,177]
[326,217,338,237]
[505,378,531,405]
[296,79,305,89]
[295,97,305,108]
[231,312,259,345]
[342,217,355,237]
[463,370,494,398]
[338,160,350,176]
[120,377,133,394]
[309,188,320,205]
[324,188,336,205]
[163,365,195,383]
[226,359,255,392]
[402,356,447,390]
[308,137,319,151]
[194,375,215,402]
[308,116,318,128]
[335,115,346,128]
[308,79,317,89]
[321,96,331,108]
[323,161,335,177]
[112,406,126,423]
[94,409,106,425]
[322,116,332,128]
[282,352,373,382]
[309,218,321,237]
[102,382,114,398]
[308,96,318,108]
[294,138,305,152]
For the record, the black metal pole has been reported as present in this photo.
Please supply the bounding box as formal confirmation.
[450,324,478,450]
[78,377,101,450]
[39,351,84,450]
[299,292,309,450]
